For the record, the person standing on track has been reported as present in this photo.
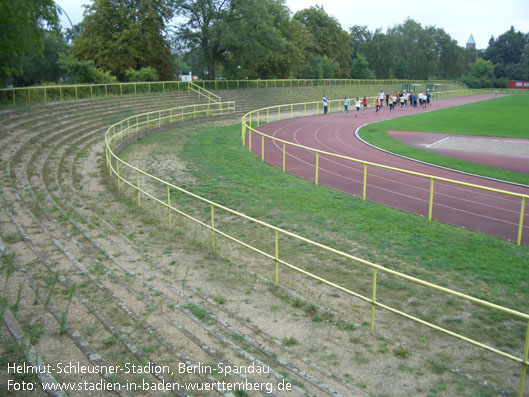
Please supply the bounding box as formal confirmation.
[322,95,328,115]
[344,97,349,115]
[355,98,361,117]
[362,97,368,113]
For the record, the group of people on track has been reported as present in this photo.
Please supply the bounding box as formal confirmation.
[322,90,432,117]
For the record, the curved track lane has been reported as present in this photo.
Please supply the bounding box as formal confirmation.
[252,94,529,244]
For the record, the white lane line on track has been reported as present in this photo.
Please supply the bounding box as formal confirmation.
[425,136,451,148]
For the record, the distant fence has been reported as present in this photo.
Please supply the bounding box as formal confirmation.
[2,78,459,106]
[104,88,529,397]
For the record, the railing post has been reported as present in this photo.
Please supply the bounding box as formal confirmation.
[257,110,260,127]
[136,170,140,207]
[429,178,435,220]
[518,197,526,246]
[242,120,246,146]
[116,161,120,191]
[363,163,367,200]
[370,268,377,334]
[282,143,286,172]
[210,205,216,253]
[274,230,279,286]
[261,136,264,162]
[167,185,171,228]
[278,106,281,121]
[519,320,529,397]
[315,152,319,185]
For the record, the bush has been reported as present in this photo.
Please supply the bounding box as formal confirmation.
[59,56,116,84]
[124,67,159,82]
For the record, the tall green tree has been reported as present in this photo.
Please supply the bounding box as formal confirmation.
[0,0,59,84]
[356,28,394,79]
[15,31,68,86]
[521,43,529,80]
[293,6,352,78]
[350,54,374,79]
[222,0,288,79]
[225,0,312,79]
[484,27,527,79]
[71,0,174,81]
[387,19,436,79]
[173,0,233,80]
[428,27,465,79]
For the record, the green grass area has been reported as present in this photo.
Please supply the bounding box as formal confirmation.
[358,95,529,185]
[126,122,529,316]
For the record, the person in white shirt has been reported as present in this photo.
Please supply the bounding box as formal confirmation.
[322,96,328,115]
[354,98,361,117]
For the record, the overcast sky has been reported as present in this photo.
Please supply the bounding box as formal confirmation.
[55,0,529,49]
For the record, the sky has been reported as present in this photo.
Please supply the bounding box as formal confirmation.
[55,0,529,49]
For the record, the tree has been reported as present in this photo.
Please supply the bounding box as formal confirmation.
[483,26,527,79]
[58,55,116,83]
[173,0,233,80]
[71,0,174,81]
[221,0,289,79]
[14,32,68,86]
[349,25,371,58]
[350,54,374,79]
[357,28,394,79]
[0,0,59,84]
[521,43,529,80]
[468,58,494,79]
[293,6,352,77]
[124,66,159,81]
[387,19,436,79]
[428,27,465,79]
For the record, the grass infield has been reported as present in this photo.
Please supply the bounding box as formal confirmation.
[357,95,529,185]
[124,120,529,320]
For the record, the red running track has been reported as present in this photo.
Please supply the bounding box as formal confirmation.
[250,94,529,244]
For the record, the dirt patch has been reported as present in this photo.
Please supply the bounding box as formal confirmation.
[388,130,529,174]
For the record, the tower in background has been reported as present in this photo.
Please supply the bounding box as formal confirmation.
[466,34,476,49]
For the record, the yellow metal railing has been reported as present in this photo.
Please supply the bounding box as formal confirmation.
[0,78,469,106]
[105,92,529,396]
[5,77,528,106]
[188,81,221,103]
[0,81,191,105]
[241,90,529,246]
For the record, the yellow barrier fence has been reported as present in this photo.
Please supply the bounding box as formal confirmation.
[105,92,529,396]
[188,81,221,103]
[2,78,446,105]
[241,90,529,246]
